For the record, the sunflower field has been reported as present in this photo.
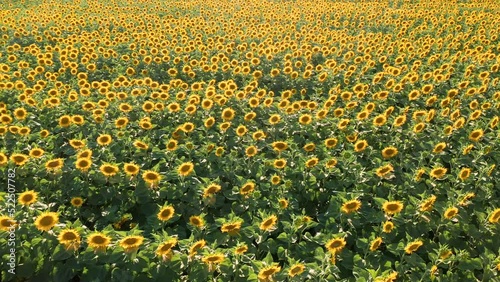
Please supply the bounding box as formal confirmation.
[0,0,500,281]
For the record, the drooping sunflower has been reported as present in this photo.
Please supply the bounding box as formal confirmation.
[369,237,383,251]
[133,140,149,150]
[221,221,242,236]
[325,237,346,254]
[405,240,423,254]
[234,244,248,255]
[119,235,144,253]
[18,190,38,206]
[258,264,281,281]
[288,263,305,278]
[201,253,225,265]
[156,238,178,257]
[157,206,175,222]
[177,162,194,177]
[341,200,362,214]
[419,195,437,212]
[382,201,404,215]
[34,212,59,231]
[87,232,112,252]
[189,239,206,257]
[488,208,500,224]
[259,215,278,231]
[58,229,81,251]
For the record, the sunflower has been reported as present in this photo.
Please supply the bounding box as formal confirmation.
[96,134,112,146]
[324,138,338,148]
[133,140,149,150]
[221,108,235,121]
[413,122,426,133]
[189,216,205,228]
[376,164,394,178]
[381,147,398,159]
[420,195,437,212]
[393,115,407,126]
[77,149,92,159]
[235,125,247,136]
[430,167,447,179]
[0,152,7,166]
[303,143,316,152]
[29,148,45,158]
[123,163,140,176]
[468,129,484,142]
[59,115,72,127]
[458,168,471,181]
[234,244,248,255]
[354,140,368,152]
[488,208,500,224]
[305,157,319,168]
[459,192,475,206]
[252,130,266,140]
[221,221,242,235]
[279,198,289,209]
[239,181,256,195]
[156,238,178,257]
[75,158,92,172]
[45,158,64,172]
[373,114,387,126]
[71,197,84,207]
[270,175,281,185]
[258,264,281,281]
[288,263,305,277]
[58,229,81,251]
[341,200,362,214]
[369,237,383,251]
[177,162,194,177]
[325,237,346,254]
[34,212,59,231]
[268,114,281,125]
[382,201,404,215]
[0,216,16,231]
[18,190,38,206]
[298,114,312,125]
[189,239,206,256]
[444,207,459,219]
[119,235,144,253]
[157,206,175,222]
[259,215,278,231]
[404,240,423,254]
[273,159,287,169]
[272,141,288,153]
[142,170,162,186]
[202,253,225,266]
[99,164,119,177]
[10,153,29,166]
[383,221,394,233]
[245,146,258,157]
[203,184,221,198]
[114,117,129,129]
[87,232,112,252]
[432,142,446,154]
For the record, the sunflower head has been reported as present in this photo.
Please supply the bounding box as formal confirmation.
[19,190,38,206]
[35,212,59,232]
